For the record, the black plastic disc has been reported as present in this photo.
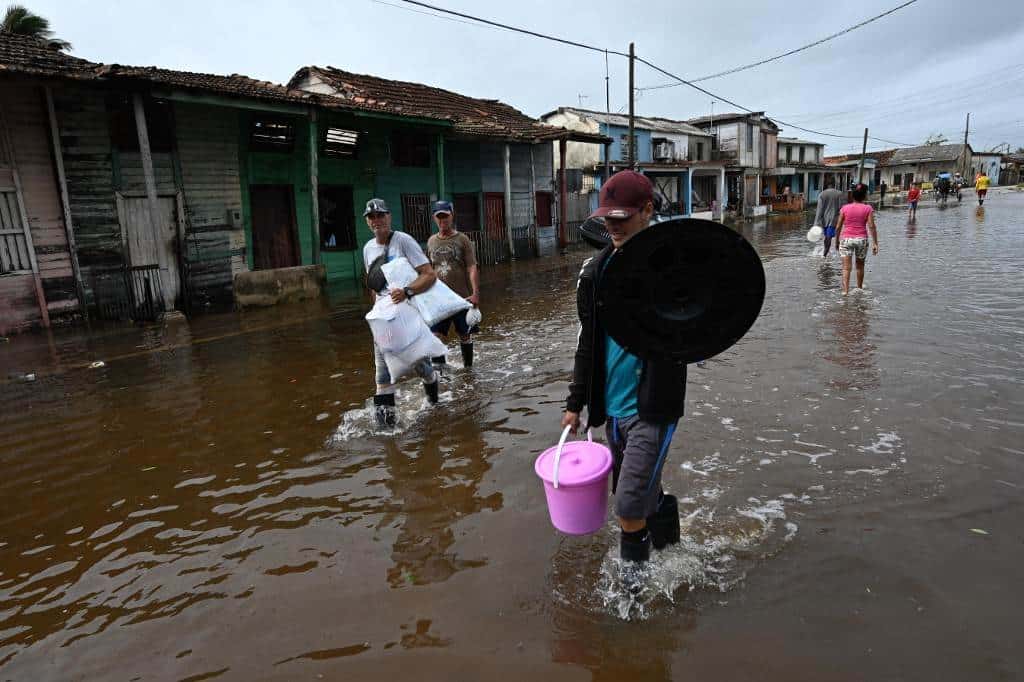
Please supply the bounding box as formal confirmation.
[578,216,612,249]
[598,218,766,363]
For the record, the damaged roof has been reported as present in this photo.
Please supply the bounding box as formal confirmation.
[0,33,607,144]
[888,144,968,165]
[290,66,607,143]
[543,107,711,137]
[0,31,312,106]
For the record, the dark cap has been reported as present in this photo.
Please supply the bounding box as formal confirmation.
[432,200,453,216]
[363,198,390,216]
[590,170,654,220]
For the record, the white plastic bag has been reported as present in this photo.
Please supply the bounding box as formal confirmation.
[383,332,447,382]
[465,306,482,327]
[365,295,424,353]
[382,257,472,327]
[806,224,823,242]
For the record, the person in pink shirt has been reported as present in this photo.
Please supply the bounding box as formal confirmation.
[835,183,879,295]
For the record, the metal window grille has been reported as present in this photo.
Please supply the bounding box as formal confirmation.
[400,193,432,243]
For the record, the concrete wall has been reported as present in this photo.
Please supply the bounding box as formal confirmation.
[971,154,1001,185]
[543,110,601,169]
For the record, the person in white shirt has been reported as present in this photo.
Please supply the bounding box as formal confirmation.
[361,198,439,426]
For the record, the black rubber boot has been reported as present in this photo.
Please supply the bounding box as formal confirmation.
[424,380,439,405]
[647,493,680,550]
[620,527,651,563]
[460,342,474,368]
[373,393,397,427]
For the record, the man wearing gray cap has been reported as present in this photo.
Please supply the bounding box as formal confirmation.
[362,198,440,426]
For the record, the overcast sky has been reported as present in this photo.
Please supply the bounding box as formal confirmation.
[32,0,1024,154]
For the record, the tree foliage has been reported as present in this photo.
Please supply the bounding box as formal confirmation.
[923,132,949,146]
[1,5,71,50]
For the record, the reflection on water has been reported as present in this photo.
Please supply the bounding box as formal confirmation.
[3,196,1024,679]
[824,294,879,392]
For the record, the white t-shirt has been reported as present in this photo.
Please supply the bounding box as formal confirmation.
[362,230,429,272]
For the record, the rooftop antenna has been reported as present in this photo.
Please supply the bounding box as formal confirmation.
[577,93,589,107]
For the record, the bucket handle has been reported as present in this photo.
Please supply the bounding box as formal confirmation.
[553,425,593,489]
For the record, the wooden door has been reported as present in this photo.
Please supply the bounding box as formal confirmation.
[121,195,180,305]
[534,191,553,227]
[250,184,299,270]
[484,193,505,241]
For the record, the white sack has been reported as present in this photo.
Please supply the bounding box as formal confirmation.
[382,257,472,327]
[383,331,447,382]
[365,295,425,353]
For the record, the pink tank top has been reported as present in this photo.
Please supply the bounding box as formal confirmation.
[840,202,872,239]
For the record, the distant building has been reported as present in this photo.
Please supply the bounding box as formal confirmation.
[540,107,727,219]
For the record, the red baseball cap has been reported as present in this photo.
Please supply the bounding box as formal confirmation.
[590,170,654,219]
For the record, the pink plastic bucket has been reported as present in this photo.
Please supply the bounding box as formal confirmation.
[534,425,613,535]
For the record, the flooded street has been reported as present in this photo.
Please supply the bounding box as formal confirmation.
[2,192,1023,681]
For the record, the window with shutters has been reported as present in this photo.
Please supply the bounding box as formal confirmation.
[250,117,295,153]
[321,127,359,159]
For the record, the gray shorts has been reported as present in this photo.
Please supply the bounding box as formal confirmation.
[605,415,679,520]
[373,343,436,387]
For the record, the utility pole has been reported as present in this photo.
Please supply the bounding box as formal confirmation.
[604,49,611,182]
[964,112,970,146]
[628,42,635,168]
[856,127,868,185]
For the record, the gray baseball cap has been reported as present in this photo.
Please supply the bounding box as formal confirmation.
[363,198,390,216]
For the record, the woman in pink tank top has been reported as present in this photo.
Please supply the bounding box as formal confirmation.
[835,183,880,295]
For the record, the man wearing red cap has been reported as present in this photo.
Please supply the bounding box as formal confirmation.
[561,171,686,568]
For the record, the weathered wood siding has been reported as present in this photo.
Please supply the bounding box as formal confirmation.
[1,82,78,319]
[175,103,244,307]
[53,85,121,308]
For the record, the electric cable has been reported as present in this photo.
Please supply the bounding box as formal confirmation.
[638,0,918,90]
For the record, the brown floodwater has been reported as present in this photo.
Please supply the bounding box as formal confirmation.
[2,192,1023,681]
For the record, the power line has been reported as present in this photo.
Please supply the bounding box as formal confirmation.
[633,56,916,145]
[390,0,917,146]
[637,0,918,90]
[395,0,628,57]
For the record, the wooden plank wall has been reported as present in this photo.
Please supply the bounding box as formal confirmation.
[174,102,244,308]
[1,82,78,319]
[53,85,121,307]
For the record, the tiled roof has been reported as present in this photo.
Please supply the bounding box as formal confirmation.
[0,31,95,77]
[0,31,312,106]
[290,66,607,143]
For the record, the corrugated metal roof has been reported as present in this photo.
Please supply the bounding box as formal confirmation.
[888,144,967,165]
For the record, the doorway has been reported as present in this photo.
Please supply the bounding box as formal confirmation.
[117,193,182,310]
[250,184,299,270]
